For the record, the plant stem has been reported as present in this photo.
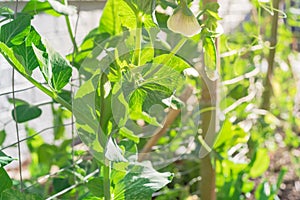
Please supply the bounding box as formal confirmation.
[27,76,73,111]
[261,0,280,110]
[133,16,142,66]
[103,159,111,200]
[62,0,78,53]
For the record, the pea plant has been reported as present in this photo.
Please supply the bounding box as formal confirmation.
[0,0,297,199]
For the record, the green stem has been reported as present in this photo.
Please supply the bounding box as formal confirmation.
[35,101,53,107]
[65,15,78,53]
[133,17,142,66]
[258,5,262,37]
[26,75,73,111]
[144,37,187,79]
[62,0,78,53]
[103,159,111,200]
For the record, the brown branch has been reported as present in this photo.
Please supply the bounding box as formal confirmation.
[138,85,193,161]
[261,0,280,110]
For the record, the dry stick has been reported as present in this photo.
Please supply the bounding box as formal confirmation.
[261,0,280,110]
[138,86,193,161]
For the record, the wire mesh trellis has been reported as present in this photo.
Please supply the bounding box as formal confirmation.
[0,0,105,198]
[0,0,253,198]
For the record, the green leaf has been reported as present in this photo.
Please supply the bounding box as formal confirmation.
[0,42,27,74]
[132,0,156,28]
[52,107,66,140]
[12,104,42,123]
[99,0,155,35]
[51,54,73,91]
[213,120,248,150]
[113,161,173,200]
[0,168,12,194]
[87,177,104,198]
[0,7,14,19]
[99,0,122,35]
[74,71,106,161]
[22,0,76,16]
[33,40,72,91]
[134,0,155,15]
[203,36,217,80]
[22,0,57,16]
[152,54,190,72]
[13,42,39,73]
[118,1,137,30]
[249,148,270,178]
[7,98,28,106]
[82,197,103,200]
[37,144,57,166]
[140,47,154,66]
[25,126,44,152]
[112,82,130,127]
[213,119,232,149]
[155,12,169,28]
[0,151,14,168]
[0,188,43,200]
[0,14,31,47]
[12,27,43,73]
[96,73,112,134]
[119,127,139,143]
[130,110,162,127]
[0,130,6,146]
[47,0,77,15]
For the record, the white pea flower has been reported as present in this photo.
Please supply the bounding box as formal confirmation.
[167,1,201,37]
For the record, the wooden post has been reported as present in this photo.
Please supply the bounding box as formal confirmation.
[199,0,220,199]
[261,0,280,110]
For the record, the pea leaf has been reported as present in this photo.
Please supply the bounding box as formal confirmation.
[12,104,42,123]
[203,36,217,80]
[0,151,14,168]
[119,127,139,143]
[0,168,12,194]
[33,39,72,91]
[0,130,6,146]
[7,98,28,106]
[87,177,104,198]
[249,148,270,178]
[22,0,76,16]
[99,0,122,35]
[112,161,173,200]
[0,188,43,200]
[0,7,14,20]
[0,42,27,74]
[0,14,31,47]
[47,0,77,16]
[13,43,39,73]
[73,71,107,161]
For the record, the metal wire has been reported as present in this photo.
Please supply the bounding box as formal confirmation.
[0,123,74,151]
[45,169,99,200]
[11,0,24,191]
[0,85,36,96]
